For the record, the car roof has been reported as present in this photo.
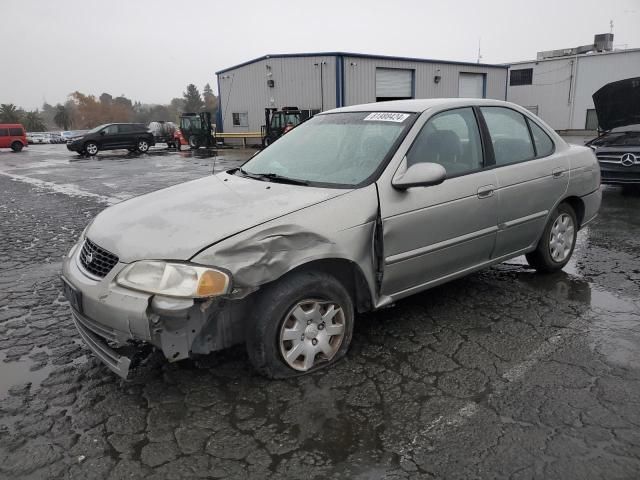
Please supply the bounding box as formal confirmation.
[325,98,518,114]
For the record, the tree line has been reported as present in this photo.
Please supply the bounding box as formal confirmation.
[0,83,217,132]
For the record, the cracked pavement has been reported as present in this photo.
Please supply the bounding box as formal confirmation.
[0,144,639,479]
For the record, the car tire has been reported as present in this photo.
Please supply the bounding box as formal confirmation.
[263,137,271,148]
[526,203,577,273]
[137,139,150,153]
[85,142,99,156]
[10,142,23,152]
[245,270,355,379]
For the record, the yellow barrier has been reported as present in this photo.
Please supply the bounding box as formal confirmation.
[216,132,262,147]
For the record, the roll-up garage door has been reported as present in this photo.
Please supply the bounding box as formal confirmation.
[376,68,413,100]
[458,73,485,98]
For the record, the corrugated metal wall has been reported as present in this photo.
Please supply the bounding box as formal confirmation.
[218,56,336,133]
[343,56,507,105]
[217,54,508,135]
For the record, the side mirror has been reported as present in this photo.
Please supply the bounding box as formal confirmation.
[100,130,106,136]
[392,159,447,190]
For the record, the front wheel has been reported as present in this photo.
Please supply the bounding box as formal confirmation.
[245,271,354,378]
[526,203,577,273]
[10,142,23,152]
[188,136,200,150]
[137,139,150,153]
[85,142,99,156]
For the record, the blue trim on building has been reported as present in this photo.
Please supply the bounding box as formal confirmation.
[411,69,416,99]
[335,55,344,107]
[216,75,223,132]
[482,73,487,99]
[216,51,508,75]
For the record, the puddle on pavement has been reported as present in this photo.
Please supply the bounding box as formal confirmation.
[0,351,53,400]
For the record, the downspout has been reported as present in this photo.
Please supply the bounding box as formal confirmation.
[216,74,224,133]
[567,55,579,129]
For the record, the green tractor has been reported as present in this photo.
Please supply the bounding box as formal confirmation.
[178,112,215,150]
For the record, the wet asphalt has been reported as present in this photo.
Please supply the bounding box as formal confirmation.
[0,143,639,479]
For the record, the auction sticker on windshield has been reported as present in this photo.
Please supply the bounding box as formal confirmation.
[364,112,410,122]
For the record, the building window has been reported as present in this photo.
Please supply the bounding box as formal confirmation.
[585,109,599,130]
[510,68,533,86]
[232,112,248,127]
[524,105,539,115]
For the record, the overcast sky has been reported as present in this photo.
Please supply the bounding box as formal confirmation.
[2,0,639,110]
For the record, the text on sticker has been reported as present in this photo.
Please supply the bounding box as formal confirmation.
[364,112,410,122]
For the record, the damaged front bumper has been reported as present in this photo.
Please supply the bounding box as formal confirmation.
[61,243,246,379]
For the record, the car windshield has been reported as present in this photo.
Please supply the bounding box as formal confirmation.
[241,112,416,187]
[87,124,108,134]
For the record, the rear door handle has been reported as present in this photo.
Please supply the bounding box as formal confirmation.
[477,185,495,199]
[552,168,565,178]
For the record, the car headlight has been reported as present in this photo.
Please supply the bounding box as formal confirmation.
[116,261,231,298]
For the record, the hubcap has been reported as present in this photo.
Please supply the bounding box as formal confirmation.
[139,141,148,150]
[549,213,575,262]
[87,144,97,154]
[279,299,346,372]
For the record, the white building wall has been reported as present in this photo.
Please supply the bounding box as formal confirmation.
[571,50,640,130]
[506,58,575,130]
[507,49,640,131]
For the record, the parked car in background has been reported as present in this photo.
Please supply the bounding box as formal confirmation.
[66,123,155,156]
[27,132,49,144]
[148,121,178,148]
[62,99,601,379]
[586,77,640,185]
[48,132,64,144]
[0,124,27,152]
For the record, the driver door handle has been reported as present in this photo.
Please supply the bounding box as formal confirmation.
[477,185,495,199]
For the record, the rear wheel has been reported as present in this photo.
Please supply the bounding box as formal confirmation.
[246,271,354,378]
[526,203,577,273]
[10,142,23,152]
[137,139,150,153]
[85,142,99,156]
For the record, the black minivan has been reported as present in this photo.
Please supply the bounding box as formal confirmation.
[66,123,155,156]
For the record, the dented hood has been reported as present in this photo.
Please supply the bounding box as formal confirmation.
[592,77,640,131]
[87,172,349,262]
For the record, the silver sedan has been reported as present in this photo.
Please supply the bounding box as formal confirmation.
[61,99,601,379]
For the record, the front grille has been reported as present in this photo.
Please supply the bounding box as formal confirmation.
[79,238,118,278]
[596,152,640,165]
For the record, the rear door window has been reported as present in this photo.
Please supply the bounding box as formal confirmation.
[480,107,535,166]
[9,128,23,136]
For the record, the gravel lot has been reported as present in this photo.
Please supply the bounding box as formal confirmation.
[0,143,639,479]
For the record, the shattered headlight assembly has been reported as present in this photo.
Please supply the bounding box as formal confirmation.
[116,261,231,298]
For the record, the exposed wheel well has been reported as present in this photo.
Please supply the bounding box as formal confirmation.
[561,196,585,228]
[277,259,373,313]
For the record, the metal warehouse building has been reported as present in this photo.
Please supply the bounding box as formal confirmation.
[507,34,640,132]
[216,52,508,134]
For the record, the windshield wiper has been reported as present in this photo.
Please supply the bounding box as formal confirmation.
[238,169,309,186]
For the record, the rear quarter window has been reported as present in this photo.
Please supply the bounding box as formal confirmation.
[527,119,554,157]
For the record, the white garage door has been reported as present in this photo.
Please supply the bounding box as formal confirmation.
[458,73,485,98]
[376,68,413,98]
